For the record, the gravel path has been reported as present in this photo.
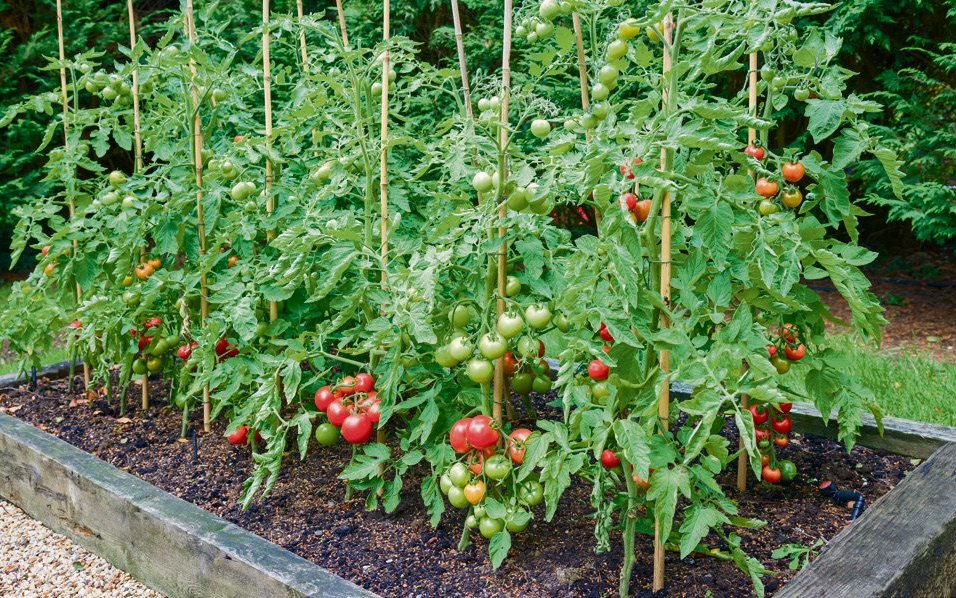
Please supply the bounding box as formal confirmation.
[0,499,163,597]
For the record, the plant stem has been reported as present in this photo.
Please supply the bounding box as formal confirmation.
[619,455,640,597]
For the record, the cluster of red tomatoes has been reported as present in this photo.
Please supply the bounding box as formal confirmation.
[744,145,809,216]
[129,317,180,376]
[440,417,543,539]
[584,323,614,397]
[750,401,797,484]
[767,323,806,374]
[313,373,381,445]
[618,159,652,224]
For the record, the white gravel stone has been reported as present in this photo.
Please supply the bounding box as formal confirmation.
[0,499,164,597]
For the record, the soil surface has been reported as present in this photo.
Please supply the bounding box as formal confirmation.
[0,379,913,598]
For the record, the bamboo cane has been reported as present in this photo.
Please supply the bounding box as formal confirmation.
[262,0,278,324]
[491,0,513,427]
[450,0,473,119]
[295,0,308,66]
[335,0,349,48]
[570,12,600,226]
[376,0,391,446]
[56,0,92,398]
[126,0,150,412]
[185,0,211,432]
[653,12,675,594]
[736,50,759,494]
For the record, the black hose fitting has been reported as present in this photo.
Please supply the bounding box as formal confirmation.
[819,480,866,520]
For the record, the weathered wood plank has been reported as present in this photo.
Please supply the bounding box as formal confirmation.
[778,443,956,598]
[0,413,377,598]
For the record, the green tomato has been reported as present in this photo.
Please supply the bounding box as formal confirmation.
[771,355,791,374]
[553,313,570,333]
[606,39,629,61]
[779,459,798,482]
[507,187,531,211]
[532,376,553,393]
[146,356,163,374]
[230,181,256,201]
[439,473,453,495]
[758,200,780,216]
[591,382,610,400]
[108,170,127,187]
[465,514,479,529]
[497,311,524,339]
[505,275,521,297]
[794,88,810,101]
[524,303,551,329]
[598,64,620,86]
[472,171,494,193]
[449,462,471,487]
[519,481,544,506]
[530,119,551,138]
[771,76,787,91]
[478,333,508,360]
[435,345,459,368]
[515,25,528,38]
[447,485,470,509]
[517,336,538,359]
[506,512,530,533]
[484,455,512,480]
[211,88,228,102]
[760,64,774,82]
[535,21,554,40]
[449,305,476,328]
[448,335,474,362]
[591,83,610,102]
[592,102,611,120]
[473,504,486,518]
[132,359,147,376]
[102,191,119,206]
[314,423,341,446]
[538,0,560,20]
[512,372,534,395]
[479,516,505,539]
[581,114,599,130]
[466,358,495,384]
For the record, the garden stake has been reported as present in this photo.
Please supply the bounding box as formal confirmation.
[295,0,308,66]
[263,0,277,324]
[126,0,150,412]
[736,49,759,494]
[185,0,211,432]
[450,0,473,119]
[377,0,391,447]
[492,0,513,427]
[56,0,91,398]
[571,12,599,226]
[335,0,349,48]
[654,12,676,594]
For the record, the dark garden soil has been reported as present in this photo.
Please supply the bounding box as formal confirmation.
[0,378,914,598]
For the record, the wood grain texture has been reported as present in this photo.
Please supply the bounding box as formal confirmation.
[0,413,376,598]
[778,443,956,598]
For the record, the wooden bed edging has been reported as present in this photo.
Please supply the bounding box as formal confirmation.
[0,413,377,598]
[779,442,956,597]
[0,360,74,389]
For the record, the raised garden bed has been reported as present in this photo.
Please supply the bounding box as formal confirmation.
[2,377,945,597]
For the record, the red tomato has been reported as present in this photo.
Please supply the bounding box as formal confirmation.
[503,352,519,376]
[138,336,154,351]
[774,435,789,447]
[771,415,792,434]
[227,425,249,446]
[780,323,798,343]
[354,373,375,393]
[782,161,805,183]
[508,428,533,464]
[177,343,197,360]
[538,340,546,358]
[767,345,777,358]
[749,404,769,425]
[784,344,806,361]
[468,453,485,475]
[762,465,782,484]
[598,323,614,343]
[143,317,162,329]
[588,359,610,381]
[755,178,779,198]
[755,428,770,442]
[337,375,358,396]
[314,385,335,412]
[341,413,374,444]
[466,415,500,449]
[215,338,239,359]
[633,199,652,223]
[778,402,793,413]
[760,454,770,467]
[68,320,82,330]
[744,145,765,161]
[620,193,638,211]
[600,449,620,469]
[619,158,642,179]
[326,399,352,427]
[449,417,472,453]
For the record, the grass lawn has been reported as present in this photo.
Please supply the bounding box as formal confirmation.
[823,335,956,428]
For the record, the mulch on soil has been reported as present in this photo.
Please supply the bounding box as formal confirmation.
[0,378,914,597]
